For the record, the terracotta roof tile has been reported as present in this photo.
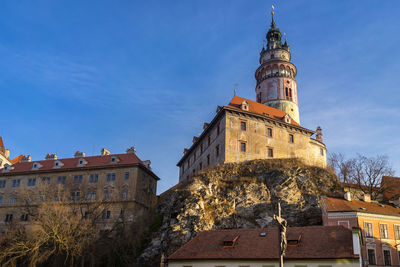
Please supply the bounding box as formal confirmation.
[0,153,153,176]
[226,96,300,126]
[10,155,24,164]
[168,226,356,260]
[381,176,400,201]
[323,196,400,216]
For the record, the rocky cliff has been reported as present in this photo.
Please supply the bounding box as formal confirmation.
[138,159,342,266]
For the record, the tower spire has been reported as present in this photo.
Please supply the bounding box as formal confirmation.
[271,5,276,28]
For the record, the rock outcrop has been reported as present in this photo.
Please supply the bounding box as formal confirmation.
[138,159,342,266]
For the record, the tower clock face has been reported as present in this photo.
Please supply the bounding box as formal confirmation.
[281,54,286,59]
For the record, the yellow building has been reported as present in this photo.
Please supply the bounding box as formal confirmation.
[0,147,159,231]
[177,12,326,182]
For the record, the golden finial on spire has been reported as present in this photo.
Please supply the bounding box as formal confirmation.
[234,83,239,96]
[271,4,275,16]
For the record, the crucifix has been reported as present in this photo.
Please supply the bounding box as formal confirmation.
[273,201,287,267]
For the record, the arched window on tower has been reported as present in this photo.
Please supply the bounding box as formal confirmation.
[285,88,293,101]
[257,92,262,103]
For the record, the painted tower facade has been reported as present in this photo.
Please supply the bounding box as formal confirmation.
[255,12,300,124]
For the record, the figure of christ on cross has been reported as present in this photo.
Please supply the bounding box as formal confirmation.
[273,201,287,267]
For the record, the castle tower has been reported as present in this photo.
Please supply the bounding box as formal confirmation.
[255,10,300,124]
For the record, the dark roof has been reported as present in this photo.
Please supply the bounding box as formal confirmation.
[0,153,160,180]
[381,176,400,201]
[168,226,357,260]
[323,196,400,217]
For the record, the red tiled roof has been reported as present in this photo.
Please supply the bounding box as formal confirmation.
[226,96,300,126]
[10,155,24,164]
[323,197,400,217]
[1,153,150,175]
[168,226,356,260]
[381,176,400,201]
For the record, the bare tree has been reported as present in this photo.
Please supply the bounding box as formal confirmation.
[328,153,395,200]
[0,184,114,267]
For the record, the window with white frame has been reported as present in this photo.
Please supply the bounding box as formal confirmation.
[364,222,374,238]
[367,248,377,265]
[383,249,392,266]
[394,225,400,240]
[379,224,389,239]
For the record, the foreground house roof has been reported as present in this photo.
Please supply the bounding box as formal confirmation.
[168,226,357,260]
[323,196,400,217]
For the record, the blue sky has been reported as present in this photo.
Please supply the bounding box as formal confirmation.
[1,1,399,193]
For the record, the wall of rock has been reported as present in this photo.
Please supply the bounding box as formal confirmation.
[138,159,342,266]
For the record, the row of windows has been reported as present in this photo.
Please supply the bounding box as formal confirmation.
[4,209,123,223]
[187,122,221,169]
[364,222,400,240]
[0,188,131,206]
[367,247,400,266]
[240,121,294,143]
[0,172,130,188]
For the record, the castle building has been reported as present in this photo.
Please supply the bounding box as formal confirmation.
[0,148,159,231]
[177,12,327,182]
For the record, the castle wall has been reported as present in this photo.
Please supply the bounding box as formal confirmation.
[179,114,226,182]
[224,110,326,167]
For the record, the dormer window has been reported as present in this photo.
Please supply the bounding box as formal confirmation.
[284,114,291,124]
[241,100,249,111]
[32,162,43,171]
[110,156,120,164]
[53,160,64,169]
[77,158,88,167]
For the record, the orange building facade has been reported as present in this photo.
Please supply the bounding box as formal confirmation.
[322,196,400,267]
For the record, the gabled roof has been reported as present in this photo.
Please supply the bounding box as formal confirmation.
[168,226,357,261]
[10,155,24,164]
[323,196,400,217]
[226,96,300,126]
[0,153,159,180]
[381,176,400,201]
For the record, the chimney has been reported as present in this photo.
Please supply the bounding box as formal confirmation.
[126,147,136,154]
[21,155,32,162]
[101,148,111,156]
[203,122,209,130]
[362,194,371,203]
[344,191,352,201]
[4,149,10,159]
[74,151,86,158]
[216,106,223,113]
[183,148,189,154]
[316,126,323,142]
[143,160,151,169]
[192,136,199,143]
[45,153,57,160]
